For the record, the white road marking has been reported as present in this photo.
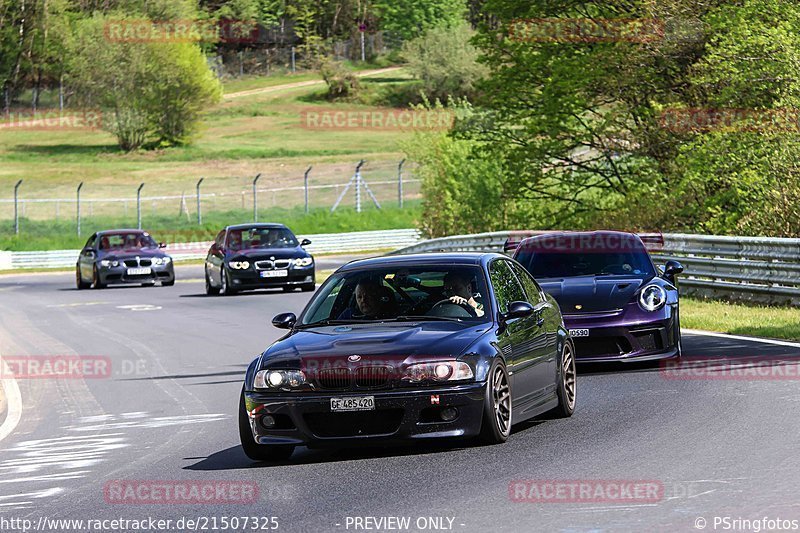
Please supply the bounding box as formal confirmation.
[47,302,107,308]
[684,329,800,349]
[0,354,22,445]
[115,304,162,311]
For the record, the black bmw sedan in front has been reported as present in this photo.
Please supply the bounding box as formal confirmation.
[205,223,315,295]
[239,253,576,461]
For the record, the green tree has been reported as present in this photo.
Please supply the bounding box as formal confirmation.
[376,0,466,40]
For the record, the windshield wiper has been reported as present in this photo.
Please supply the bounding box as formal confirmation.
[295,319,375,329]
[394,315,464,323]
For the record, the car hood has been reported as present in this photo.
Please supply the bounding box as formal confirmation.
[537,275,651,313]
[260,322,490,369]
[229,247,308,260]
[100,249,169,260]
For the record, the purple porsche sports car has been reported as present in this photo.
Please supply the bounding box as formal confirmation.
[513,231,684,363]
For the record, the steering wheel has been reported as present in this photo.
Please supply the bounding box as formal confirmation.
[599,263,628,275]
[429,298,478,318]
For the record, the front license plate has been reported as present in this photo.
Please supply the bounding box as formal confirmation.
[331,396,375,412]
[127,267,151,275]
[260,269,288,278]
[569,329,590,337]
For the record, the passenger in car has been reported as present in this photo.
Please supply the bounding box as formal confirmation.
[338,278,394,320]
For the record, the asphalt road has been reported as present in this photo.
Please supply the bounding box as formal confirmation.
[0,260,799,533]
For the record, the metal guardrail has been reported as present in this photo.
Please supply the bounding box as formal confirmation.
[392,231,800,306]
[1,229,422,270]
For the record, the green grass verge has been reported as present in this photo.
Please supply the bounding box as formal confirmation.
[681,297,800,342]
[0,202,421,251]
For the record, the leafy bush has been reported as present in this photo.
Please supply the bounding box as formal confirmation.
[67,15,222,151]
[320,60,361,100]
[402,24,487,102]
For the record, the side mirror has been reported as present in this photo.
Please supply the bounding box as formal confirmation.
[159,242,167,249]
[272,312,297,330]
[663,260,684,280]
[300,239,311,246]
[501,301,534,322]
[84,249,95,257]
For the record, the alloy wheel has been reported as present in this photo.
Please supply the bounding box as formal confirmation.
[562,343,577,411]
[492,365,512,436]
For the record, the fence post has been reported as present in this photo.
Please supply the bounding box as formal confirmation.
[355,160,364,212]
[137,183,144,230]
[196,177,204,225]
[77,182,84,237]
[253,173,262,222]
[13,179,22,235]
[398,159,405,208]
[304,166,312,214]
[291,47,296,73]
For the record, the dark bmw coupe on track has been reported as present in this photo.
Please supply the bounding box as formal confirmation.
[205,223,315,296]
[513,231,683,363]
[239,253,576,461]
[76,229,174,289]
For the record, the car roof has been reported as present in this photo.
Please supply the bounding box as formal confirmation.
[226,223,288,231]
[96,229,148,236]
[518,230,644,246]
[338,252,504,272]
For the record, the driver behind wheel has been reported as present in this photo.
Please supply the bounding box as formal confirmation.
[442,272,484,317]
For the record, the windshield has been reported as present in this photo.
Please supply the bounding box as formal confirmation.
[227,227,298,250]
[98,233,159,250]
[301,266,491,325]
[515,239,656,278]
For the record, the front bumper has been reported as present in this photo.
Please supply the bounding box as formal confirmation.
[99,264,175,285]
[243,382,486,446]
[229,267,314,290]
[565,304,680,363]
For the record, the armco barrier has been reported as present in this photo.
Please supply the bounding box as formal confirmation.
[392,231,800,307]
[6,229,421,270]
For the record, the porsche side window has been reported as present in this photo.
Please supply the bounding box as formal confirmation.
[489,260,526,314]
[214,231,225,248]
[510,261,545,303]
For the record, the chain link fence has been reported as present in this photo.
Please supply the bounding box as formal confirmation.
[0,159,421,233]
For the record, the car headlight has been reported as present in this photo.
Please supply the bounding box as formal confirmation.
[402,361,474,383]
[639,284,667,311]
[229,261,250,270]
[254,369,307,390]
[292,257,313,267]
[100,260,119,268]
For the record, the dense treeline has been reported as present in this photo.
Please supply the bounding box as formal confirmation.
[407,0,800,238]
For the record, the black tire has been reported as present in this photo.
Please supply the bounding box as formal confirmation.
[479,359,512,444]
[674,307,683,360]
[546,341,576,419]
[238,390,294,462]
[205,267,220,296]
[92,265,106,289]
[162,280,175,287]
[76,266,90,290]
[220,267,237,296]
[301,283,316,292]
